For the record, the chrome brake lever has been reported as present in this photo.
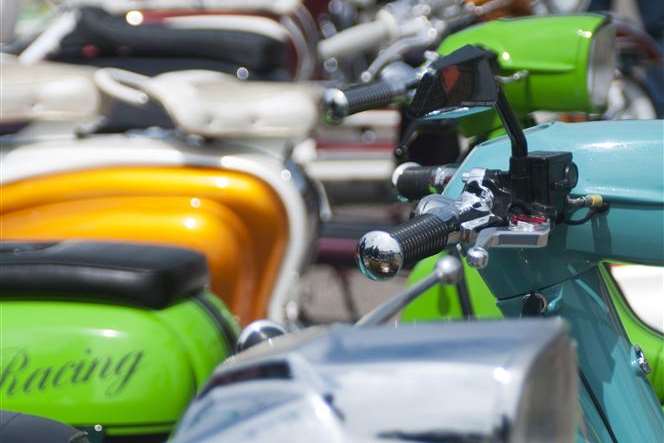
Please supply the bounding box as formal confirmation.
[464,221,551,269]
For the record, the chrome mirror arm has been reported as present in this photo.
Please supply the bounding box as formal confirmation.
[356,255,463,327]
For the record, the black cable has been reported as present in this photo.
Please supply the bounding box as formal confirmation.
[579,369,619,443]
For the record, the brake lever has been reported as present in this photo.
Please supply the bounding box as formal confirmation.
[464,220,551,269]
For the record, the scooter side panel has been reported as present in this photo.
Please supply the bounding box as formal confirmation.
[0,166,290,324]
[497,267,664,442]
[401,253,501,322]
[154,290,239,391]
[0,297,225,431]
[599,265,664,403]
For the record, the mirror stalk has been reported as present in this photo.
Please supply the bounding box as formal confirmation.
[356,256,462,327]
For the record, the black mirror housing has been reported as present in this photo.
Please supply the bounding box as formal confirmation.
[409,45,499,118]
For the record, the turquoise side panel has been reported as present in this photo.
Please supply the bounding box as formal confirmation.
[498,267,664,442]
[443,120,664,299]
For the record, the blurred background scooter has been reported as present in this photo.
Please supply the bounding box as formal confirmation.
[1,65,327,325]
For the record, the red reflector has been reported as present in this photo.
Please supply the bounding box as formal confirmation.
[440,65,460,93]
[511,214,548,224]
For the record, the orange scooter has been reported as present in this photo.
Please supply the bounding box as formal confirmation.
[0,67,325,325]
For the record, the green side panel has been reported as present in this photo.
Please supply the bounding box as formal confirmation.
[599,265,664,404]
[401,252,501,323]
[153,291,236,390]
[0,291,236,433]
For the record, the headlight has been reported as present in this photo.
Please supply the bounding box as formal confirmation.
[587,23,617,109]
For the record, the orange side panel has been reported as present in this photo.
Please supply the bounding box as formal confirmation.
[0,167,289,324]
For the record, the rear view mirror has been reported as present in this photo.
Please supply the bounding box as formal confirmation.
[409,45,499,118]
[407,45,527,160]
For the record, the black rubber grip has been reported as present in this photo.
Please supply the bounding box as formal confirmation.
[343,80,400,116]
[388,214,454,267]
[444,14,479,36]
[396,166,436,201]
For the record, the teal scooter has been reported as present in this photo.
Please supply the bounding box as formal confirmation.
[172,47,664,442]
[352,46,664,441]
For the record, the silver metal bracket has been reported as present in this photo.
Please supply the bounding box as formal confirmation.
[465,222,551,269]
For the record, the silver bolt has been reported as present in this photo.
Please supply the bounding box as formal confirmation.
[633,346,651,375]
[467,246,489,269]
[236,67,249,80]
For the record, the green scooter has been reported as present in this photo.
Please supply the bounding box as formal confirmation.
[0,241,239,442]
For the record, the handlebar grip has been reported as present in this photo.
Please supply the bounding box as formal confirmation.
[318,19,394,60]
[444,14,479,36]
[357,214,454,280]
[323,80,401,123]
[392,163,458,201]
[395,166,438,201]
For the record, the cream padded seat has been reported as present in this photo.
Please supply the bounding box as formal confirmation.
[98,68,321,139]
[0,60,99,123]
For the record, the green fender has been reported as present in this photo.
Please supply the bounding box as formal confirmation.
[0,290,239,437]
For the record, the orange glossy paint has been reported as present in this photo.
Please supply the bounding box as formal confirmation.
[0,167,289,324]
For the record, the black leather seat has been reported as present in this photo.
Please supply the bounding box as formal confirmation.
[51,7,291,80]
[0,241,209,309]
[0,410,90,443]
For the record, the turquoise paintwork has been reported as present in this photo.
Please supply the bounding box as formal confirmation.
[442,119,664,441]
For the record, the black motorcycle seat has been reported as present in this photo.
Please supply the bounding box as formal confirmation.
[0,410,90,443]
[51,7,290,78]
[0,241,209,309]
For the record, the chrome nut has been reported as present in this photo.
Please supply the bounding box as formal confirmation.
[467,246,489,269]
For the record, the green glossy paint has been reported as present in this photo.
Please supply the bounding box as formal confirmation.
[0,290,237,435]
[437,14,608,136]
[599,264,664,404]
[401,253,500,322]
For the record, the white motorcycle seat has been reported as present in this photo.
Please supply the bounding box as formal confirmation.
[0,60,99,124]
[134,70,321,139]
